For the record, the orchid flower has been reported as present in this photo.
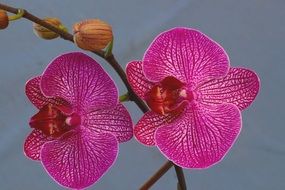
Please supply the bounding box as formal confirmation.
[24,52,133,189]
[126,27,260,168]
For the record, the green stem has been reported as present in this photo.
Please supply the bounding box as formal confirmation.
[104,38,114,58]
[58,24,68,33]
[8,9,24,21]
[119,93,129,102]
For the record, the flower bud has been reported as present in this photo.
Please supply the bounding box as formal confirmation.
[0,10,9,30]
[73,19,113,51]
[33,17,62,40]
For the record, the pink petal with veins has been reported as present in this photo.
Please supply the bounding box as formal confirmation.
[84,103,133,143]
[24,129,53,161]
[143,27,229,86]
[40,52,118,113]
[25,76,69,109]
[41,129,118,189]
[197,68,260,110]
[126,61,154,100]
[134,111,182,146]
[155,103,241,169]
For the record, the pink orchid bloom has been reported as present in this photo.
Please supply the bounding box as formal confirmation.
[126,28,260,169]
[24,52,133,189]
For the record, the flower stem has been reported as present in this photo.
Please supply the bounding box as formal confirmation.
[0,3,186,190]
[140,161,187,190]
[104,54,148,112]
[140,161,173,190]
[174,165,187,190]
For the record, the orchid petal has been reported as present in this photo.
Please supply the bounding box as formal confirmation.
[24,129,53,161]
[126,61,154,99]
[143,27,229,87]
[197,68,260,110]
[155,103,241,168]
[41,129,118,189]
[41,52,118,113]
[134,111,181,146]
[84,104,133,143]
[25,76,69,109]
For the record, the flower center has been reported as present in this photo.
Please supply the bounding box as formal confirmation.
[146,76,193,115]
[29,104,81,137]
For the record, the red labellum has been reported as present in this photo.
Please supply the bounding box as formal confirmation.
[146,76,192,115]
[29,104,80,137]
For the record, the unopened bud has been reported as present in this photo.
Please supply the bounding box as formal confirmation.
[0,10,9,30]
[73,19,113,51]
[33,17,62,40]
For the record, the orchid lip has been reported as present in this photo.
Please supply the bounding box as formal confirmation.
[29,103,80,138]
[146,76,193,115]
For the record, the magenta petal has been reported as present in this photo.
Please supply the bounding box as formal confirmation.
[25,76,69,109]
[84,103,133,143]
[126,61,154,100]
[155,103,241,168]
[41,129,118,189]
[24,129,53,161]
[143,27,229,86]
[197,68,260,110]
[134,111,180,146]
[41,52,118,113]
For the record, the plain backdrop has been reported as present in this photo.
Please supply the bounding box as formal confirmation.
[0,0,284,189]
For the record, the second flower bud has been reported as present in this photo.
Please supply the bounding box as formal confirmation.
[33,17,64,40]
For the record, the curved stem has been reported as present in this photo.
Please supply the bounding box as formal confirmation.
[0,2,186,189]
[104,54,148,112]
[0,3,104,58]
[0,2,148,113]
